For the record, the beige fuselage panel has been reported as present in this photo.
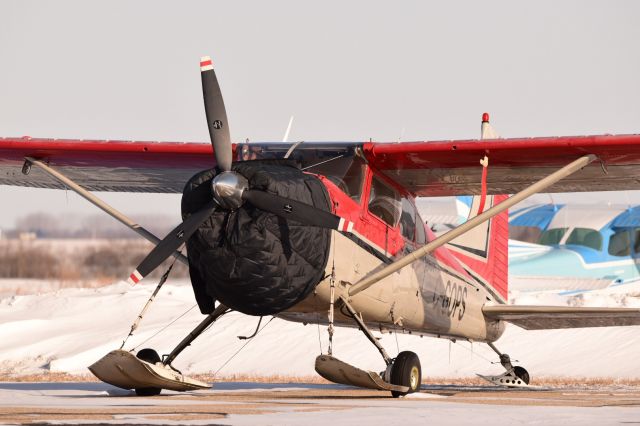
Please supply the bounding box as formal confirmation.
[281,232,505,343]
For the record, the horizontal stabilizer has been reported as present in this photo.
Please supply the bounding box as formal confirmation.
[483,305,640,330]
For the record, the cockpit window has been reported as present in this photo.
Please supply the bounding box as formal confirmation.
[538,228,567,246]
[305,156,365,202]
[565,227,603,251]
[609,230,631,257]
[368,176,401,227]
[400,198,417,242]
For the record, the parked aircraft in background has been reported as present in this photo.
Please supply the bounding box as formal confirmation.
[508,204,640,293]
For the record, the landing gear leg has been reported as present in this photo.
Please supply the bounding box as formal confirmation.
[162,304,230,368]
[131,305,229,396]
[89,304,230,396]
[477,342,530,387]
[341,296,422,397]
[315,296,421,397]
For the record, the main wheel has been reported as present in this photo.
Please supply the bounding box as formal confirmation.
[134,348,162,396]
[513,366,530,385]
[390,351,421,398]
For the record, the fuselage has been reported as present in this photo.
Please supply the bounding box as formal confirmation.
[274,151,506,343]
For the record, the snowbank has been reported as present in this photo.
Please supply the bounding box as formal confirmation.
[1,279,639,379]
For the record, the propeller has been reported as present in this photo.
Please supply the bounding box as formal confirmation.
[127,56,349,285]
[200,56,232,172]
[127,201,217,285]
[242,190,342,229]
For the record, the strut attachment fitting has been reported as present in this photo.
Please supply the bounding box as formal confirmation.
[21,159,32,175]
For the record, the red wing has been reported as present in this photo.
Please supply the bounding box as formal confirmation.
[363,134,640,196]
[4,134,640,196]
[0,137,217,193]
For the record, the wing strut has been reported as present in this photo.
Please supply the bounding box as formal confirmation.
[23,157,188,266]
[348,154,597,297]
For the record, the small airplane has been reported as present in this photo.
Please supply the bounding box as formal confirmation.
[509,203,640,293]
[2,56,640,397]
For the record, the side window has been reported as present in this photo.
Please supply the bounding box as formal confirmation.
[368,176,401,227]
[399,198,417,242]
[635,229,640,253]
[306,156,365,203]
[608,230,631,257]
[565,228,603,251]
[538,228,568,246]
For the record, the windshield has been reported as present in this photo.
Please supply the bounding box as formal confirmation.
[538,228,567,246]
[305,156,366,202]
[565,227,603,250]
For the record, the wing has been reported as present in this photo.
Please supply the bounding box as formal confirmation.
[363,134,640,196]
[3,134,640,195]
[0,138,359,193]
[483,305,640,330]
[0,137,217,193]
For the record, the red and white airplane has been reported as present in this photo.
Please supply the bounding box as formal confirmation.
[1,56,640,396]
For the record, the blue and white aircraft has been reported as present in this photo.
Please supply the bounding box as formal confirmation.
[508,203,640,293]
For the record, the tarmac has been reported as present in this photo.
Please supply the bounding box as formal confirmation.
[1,381,639,425]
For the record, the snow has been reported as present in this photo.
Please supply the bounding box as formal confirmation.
[1,279,640,379]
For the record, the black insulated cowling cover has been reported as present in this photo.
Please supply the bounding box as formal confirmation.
[182,160,332,316]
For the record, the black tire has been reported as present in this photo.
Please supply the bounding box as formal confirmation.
[135,349,162,396]
[137,348,162,364]
[513,366,530,385]
[390,351,422,398]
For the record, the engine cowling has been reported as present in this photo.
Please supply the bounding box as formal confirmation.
[182,160,332,316]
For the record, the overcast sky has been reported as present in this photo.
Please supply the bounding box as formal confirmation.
[1,1,639,229]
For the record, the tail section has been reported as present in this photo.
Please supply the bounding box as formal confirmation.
[445,113,508,301]
[447,195,509,301]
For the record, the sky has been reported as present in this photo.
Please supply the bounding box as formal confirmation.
[1,1,640,229]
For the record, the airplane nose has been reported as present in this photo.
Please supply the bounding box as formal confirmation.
[182,160,332,316]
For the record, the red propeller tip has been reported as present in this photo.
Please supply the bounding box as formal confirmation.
[482,112,490,123]
[200,56,213,71]
[127,270,142,285]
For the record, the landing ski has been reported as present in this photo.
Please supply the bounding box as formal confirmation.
[476,372,536,388]
[89,350,210,392]
[315,354,409,393]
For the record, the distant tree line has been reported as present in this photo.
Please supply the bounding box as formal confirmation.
[1,213,178,239]
[0,240,189,280]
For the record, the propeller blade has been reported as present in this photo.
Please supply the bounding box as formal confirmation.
[242,190,350,231]
[200,56,232,172]
[127,202,217,285]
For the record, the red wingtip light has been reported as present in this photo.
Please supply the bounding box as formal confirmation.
[482,112,490,123]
